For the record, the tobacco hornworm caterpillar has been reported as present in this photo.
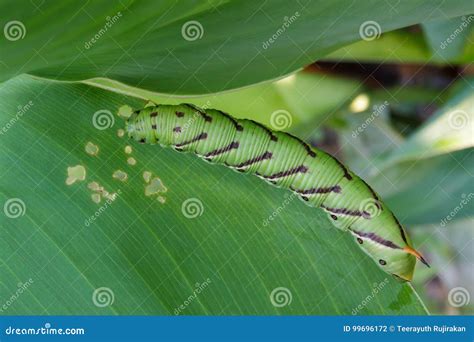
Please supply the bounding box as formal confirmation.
[126,103,429,281]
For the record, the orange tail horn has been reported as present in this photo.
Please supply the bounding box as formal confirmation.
[404,246,430,267]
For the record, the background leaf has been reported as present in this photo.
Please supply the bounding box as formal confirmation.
[422,15,474,61]
[374,148,474,226]
[1,0,473,94]
[86,71,362,129]
[329,77,474,227]
[379,78,474,165]
[411,218,474,314]
[325,24,474,64]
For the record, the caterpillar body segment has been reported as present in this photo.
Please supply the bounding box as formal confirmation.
[126,103,429,281]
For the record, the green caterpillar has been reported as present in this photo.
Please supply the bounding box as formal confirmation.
[126,103,429,281]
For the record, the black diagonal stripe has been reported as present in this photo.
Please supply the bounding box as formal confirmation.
[183,103,212,122]
[217,110,244,131]
[349,228,401,249]
[320,204,369,218]
[175,132,207,148]
[391,212,408,244]
[359,177,381,202]
[259,165,308,180]
[331,156,352,180]
[205,141,239,158]
[291,185,341,195]
[248,120,278,142]
[287,133,317,157]
[227,151,273,169]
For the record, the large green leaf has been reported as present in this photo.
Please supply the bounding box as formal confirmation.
[0,75,427,314]
[1,0,472,94]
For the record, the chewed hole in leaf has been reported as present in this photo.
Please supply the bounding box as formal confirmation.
[157,196,166,204]
[117,105,133,119]
[85,141,99,156]
[117,129,125,138]
[66,165,86,185]
[91,193,101,204]
[145,177,167,196]
[143,171,152,183]
[87,181,101,191]
[112,170,128,182]
[127,157,137,166]
[125,145,133,154]
[87,181,118,203]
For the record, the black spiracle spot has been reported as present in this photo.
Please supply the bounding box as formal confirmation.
[379,259,387,266]
[357,238,363,244]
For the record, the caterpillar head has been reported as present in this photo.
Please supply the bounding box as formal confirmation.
[365,241,416,282]
[126,108,159,144]
[351,229,429,282]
